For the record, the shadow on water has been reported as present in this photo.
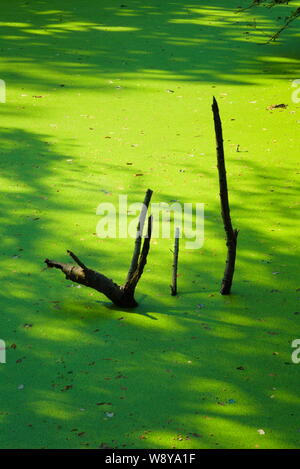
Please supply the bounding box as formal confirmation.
[0,0,300,450]
[0,0,299,90]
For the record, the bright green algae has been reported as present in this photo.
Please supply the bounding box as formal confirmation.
[0,0,300,449]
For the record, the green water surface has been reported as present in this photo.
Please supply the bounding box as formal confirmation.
[0,0,300,449]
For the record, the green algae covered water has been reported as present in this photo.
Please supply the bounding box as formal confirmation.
[0,0,300,449]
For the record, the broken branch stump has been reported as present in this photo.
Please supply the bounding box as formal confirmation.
[212,97,239,295]
[170,227,180,296]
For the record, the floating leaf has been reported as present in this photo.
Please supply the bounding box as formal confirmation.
[267,104,288,110]
[257,429,265,435]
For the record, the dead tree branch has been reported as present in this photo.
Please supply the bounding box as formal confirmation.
[127,189,153,281]
[212,97,239,295]
[237,1,299,42]
[170,227,180,296]
[45,189,153,308]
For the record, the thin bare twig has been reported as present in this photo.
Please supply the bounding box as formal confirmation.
[170,227,180,296]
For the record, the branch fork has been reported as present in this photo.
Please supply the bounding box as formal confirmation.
[45,189,153,308]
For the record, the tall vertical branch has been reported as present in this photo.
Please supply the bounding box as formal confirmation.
[124,214,153,297]
[127,189,153,281]
[212,97,239,295]
[170,227,180,296]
